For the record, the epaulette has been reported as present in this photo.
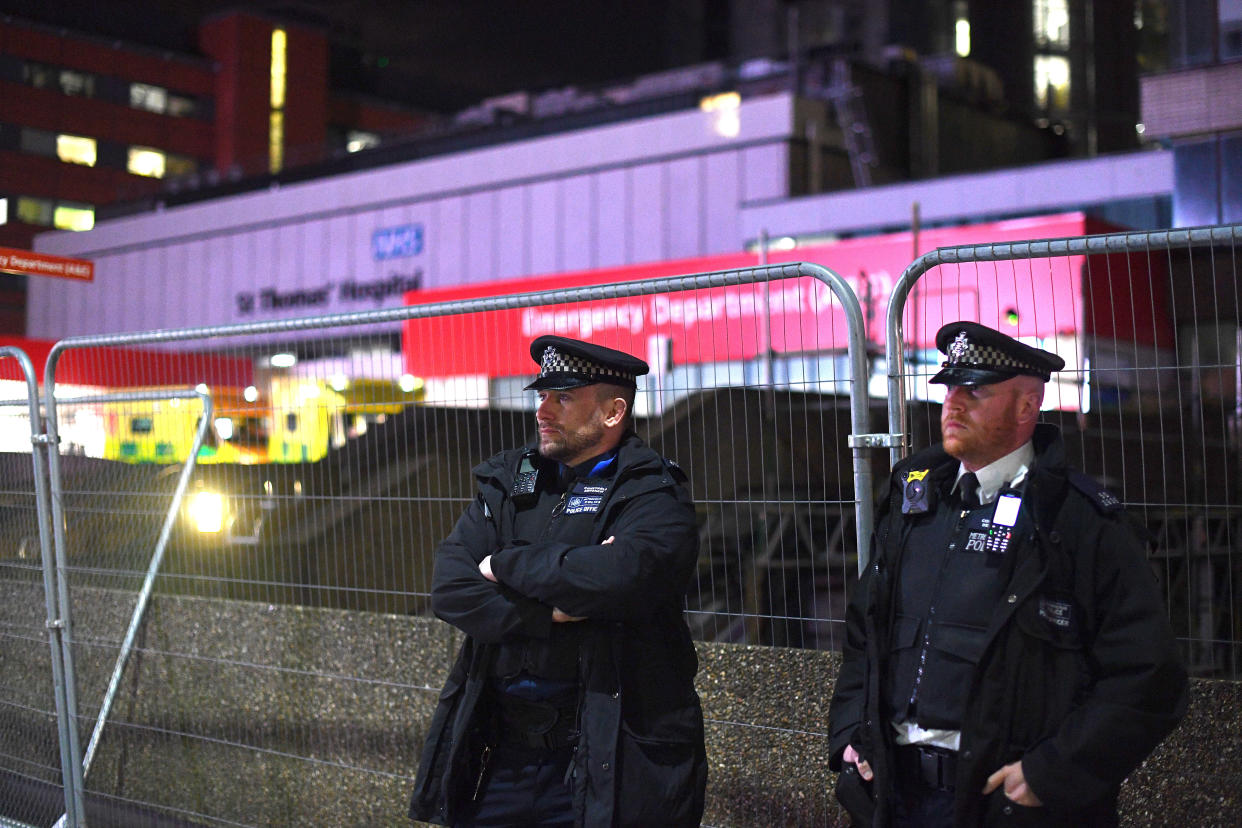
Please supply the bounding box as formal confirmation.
[663,457,689,484]
[1067,470,1124,513]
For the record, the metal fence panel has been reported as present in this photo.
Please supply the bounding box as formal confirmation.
[9,222,1237,825]
[9,264,872,826]
[884,224,1242,680]
[0,346,83,828]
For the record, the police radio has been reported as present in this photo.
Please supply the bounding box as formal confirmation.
[511,450,541,507]
[985,492,1023,555]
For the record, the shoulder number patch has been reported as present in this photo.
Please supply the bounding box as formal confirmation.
[1068,470,1123,513]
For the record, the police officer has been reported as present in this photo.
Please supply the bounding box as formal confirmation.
[829,321,1187,827]
[409,335,707,828]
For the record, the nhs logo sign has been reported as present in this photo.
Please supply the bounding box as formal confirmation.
[372,223,424,261]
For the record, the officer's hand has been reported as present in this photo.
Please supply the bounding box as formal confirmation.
[478,555,497,582]
[843,744,873,781]
[983,760,1042,806]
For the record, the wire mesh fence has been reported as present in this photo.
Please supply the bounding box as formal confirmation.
[886,224,1242,680]
[0,347,75,828]
[4,263,871,826]
[1,222,1239,826]
[0,450,65,826]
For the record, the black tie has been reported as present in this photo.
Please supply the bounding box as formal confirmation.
[959,472,980,510]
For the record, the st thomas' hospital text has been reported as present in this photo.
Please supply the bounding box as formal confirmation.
[235,271,423,315]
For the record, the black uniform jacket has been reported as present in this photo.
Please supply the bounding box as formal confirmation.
[409,432,707,828]
[829,424,1187,827]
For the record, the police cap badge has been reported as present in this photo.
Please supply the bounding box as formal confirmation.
[930,321,1065,387]
[524,335,650,391]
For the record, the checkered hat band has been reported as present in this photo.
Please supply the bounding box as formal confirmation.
[945,343,1039,374]
[540,347,634,382]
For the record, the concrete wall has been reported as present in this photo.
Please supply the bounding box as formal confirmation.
[0,583,1238,827]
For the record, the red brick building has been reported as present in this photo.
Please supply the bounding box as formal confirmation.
[0,10,432,332]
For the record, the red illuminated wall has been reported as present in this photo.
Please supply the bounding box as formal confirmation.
[401,213,1176,379]
[0,336,253,389]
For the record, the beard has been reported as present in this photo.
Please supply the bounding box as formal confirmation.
[538,415,607,464]
[941,396,1022,467]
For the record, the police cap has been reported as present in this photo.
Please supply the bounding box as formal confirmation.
[929,321,1065,386]
[524,335,649,391]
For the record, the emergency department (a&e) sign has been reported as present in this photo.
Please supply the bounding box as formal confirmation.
[0,247,94,281]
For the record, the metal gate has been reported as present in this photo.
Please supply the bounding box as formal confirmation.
[882,223,1242,679]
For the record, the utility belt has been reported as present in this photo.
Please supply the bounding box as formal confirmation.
[894,743,958,791]
[490,688,579,751]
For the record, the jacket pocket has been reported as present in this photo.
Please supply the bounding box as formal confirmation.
[983,789,1086,827]
[930,621,989,664]
[889,614,921,651]
[614,718,706,828]
[409,673,465,820]
[834,764,876,826]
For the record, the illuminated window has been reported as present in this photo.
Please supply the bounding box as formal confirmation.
[1033,0,1070,49]
[57,134,97,167]
[0,197,8,225]
[270,29,287,109]
[167,95,197,117]
[270,28,287,173]
[1034,55,1071,111]
[130,82,168,114]
[346,130,380,153]
[16,197,53,226]
[955,19,971,57]
[22,62,54,89]
[53,203,94,232]
[165,155,197,177]
[59,69,94,97]
[954,1,970,57]
[270,111,284,173]
[699,91,741,138]
[128,147,167,177]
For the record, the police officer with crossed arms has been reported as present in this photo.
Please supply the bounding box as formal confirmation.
[409,335,707,828]
[829,321,1187,827]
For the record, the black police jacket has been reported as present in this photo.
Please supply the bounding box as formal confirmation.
[829,424,1188,827]
[408,432,707,828]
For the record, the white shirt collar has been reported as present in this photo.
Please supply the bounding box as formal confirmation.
[954,442,1034,505]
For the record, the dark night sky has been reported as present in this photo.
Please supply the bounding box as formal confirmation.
[0,0,726,112]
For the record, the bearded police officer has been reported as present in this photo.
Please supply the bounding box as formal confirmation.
[409,335,707,828]
[829,321,1187,827]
